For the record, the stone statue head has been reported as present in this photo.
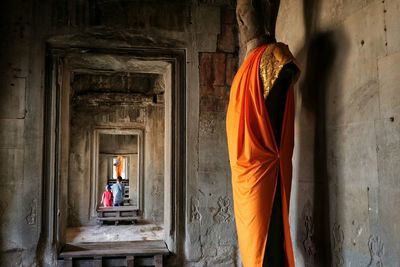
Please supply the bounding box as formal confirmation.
[236,0,280,42]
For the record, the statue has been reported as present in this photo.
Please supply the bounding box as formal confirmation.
[226,0,300,266]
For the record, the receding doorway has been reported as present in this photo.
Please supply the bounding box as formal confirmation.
[65,58,167,243]
[42,44,186,262]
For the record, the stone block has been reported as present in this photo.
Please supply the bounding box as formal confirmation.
[275,0,305,53]
[326,80,380,126]
[289,180,320,266]
[318,0,376,29]
[334,0,386,96]
[194,6,220,35]
[0,248,23,266]
[199,53,226,90]
[374,117,400,264]
[326,122,378,187]
[196,33,218,52]
[94,2,189,32]
[0,148,24,186]
[217,24,237,53]
[293,129,315,182]
[0,119,24,148]
[197,171,231,205]
[212,53,226,86]
[0,1,31,78]
[375,118,400,189]
[0,170,25,250]
[185,224,202,261]
[377,186,400,265]
[225,54,238,86]
[199,96,228,113]
[148,4,189,32]
[220,8,235,24]
[0,75,26,119]
[200,85,214,97]
[378,52,400,118]
[200,84,227,98]
[385,0,400,54]
[199,53,213,86]
[198,138,229,173]
[336,185,371,266]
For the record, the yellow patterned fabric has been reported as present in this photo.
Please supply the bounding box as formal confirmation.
[259,42,300,99]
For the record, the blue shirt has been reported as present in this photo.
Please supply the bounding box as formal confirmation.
[111,182,124,204]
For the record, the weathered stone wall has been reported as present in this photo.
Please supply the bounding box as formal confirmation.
[0,0,40,265]
[0,0,239,265]
[144,105,165,224]
[277,0,400,266]
[186,7,240,266]
[4,0,399,266]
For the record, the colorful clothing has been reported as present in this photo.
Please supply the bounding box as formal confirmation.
[226,44,298,267]
[102,191,113,207]
[111,182,125,206]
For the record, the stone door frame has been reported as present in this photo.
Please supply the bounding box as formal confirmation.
[41,43,186,260]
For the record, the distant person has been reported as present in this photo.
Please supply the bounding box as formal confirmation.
[112,176,125,206]
[101,184,113,207]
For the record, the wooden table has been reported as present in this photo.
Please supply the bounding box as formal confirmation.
[59,240,169,267]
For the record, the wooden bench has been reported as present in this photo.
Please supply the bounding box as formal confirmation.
[58,240,169,267]
[97,206,140,225]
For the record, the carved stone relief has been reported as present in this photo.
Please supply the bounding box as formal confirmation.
[332,222,344,267]
[191,196,202,222]
[213,196,231,223]
[151,180,162,198]
[302,199,316,265]
[367,235,384,267]
[25,198,37,225]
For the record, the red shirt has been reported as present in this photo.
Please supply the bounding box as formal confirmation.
[102,191,113,207]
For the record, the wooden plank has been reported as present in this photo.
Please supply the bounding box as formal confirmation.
[60,241,169,259]
[154,255,163,267]
[67,240,166,248]
[126,255,135,267]
[97,206,139,212]
[97,216,138,221]
[61,247,169,258]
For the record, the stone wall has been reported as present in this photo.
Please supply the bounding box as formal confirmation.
[2,0,399,266]
[186,7,240,266]
[0,0,238,266]
[277,0,400,266]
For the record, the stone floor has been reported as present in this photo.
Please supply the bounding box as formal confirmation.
[66,223,164,243]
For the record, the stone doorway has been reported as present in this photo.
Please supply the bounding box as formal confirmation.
[42,43,186,260]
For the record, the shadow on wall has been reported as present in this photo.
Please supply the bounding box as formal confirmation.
[295,0,349,265]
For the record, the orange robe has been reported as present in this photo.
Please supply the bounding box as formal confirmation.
[115,155,124,177]
[226,44,296,267]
